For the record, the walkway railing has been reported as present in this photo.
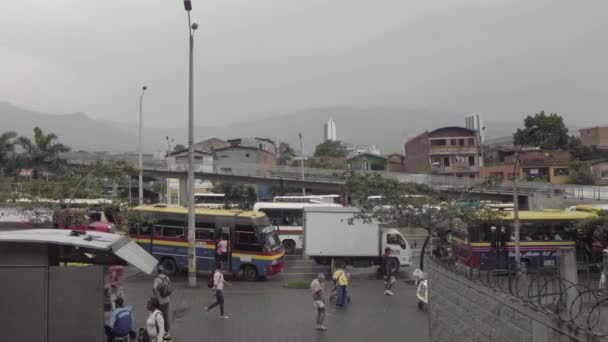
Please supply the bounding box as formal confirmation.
[62,153,608,200]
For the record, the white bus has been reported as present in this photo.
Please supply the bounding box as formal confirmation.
[194,193,226,209]
[273,194,342,205]
[253,201,343,253]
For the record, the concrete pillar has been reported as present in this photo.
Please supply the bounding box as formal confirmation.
[179,176,188,206]
[559,247,578,317]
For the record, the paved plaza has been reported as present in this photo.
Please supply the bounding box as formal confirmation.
[122,267,430,342]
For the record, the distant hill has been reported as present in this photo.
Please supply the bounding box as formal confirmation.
[0,101,521,154]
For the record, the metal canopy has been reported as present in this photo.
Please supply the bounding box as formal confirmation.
[0,229,158,274]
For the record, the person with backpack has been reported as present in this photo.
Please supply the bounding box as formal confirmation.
[144,297,165,342]
[152,265,173,335]
[205,261,231,319]
[104,297,136,342]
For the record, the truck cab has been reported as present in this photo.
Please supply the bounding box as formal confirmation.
[381,228,412,268]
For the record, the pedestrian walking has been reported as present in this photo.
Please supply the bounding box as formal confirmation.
[152,266,173,336]
[332,265,349,308]
[109,265,124,308]
[144,297,165,342]
[205,261,231,319]
[216,234,228,263]
[310,273,328,331]
[382,247,395,296]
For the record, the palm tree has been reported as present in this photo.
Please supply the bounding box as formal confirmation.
[16,127,70,179]
[0,131,17,164]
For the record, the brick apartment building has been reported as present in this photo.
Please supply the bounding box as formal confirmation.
[404,127,480,177]
[481,149,572,184]
[579,127,608,149]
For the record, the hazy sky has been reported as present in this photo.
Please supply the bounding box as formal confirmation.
[1,0,607,128]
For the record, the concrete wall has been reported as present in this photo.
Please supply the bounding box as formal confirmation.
[427,258,599,342]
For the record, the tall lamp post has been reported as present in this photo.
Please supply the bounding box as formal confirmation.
[299,133,305,196]
[138,86,148,206]
[512,125,539,272]
[184,0,198,287]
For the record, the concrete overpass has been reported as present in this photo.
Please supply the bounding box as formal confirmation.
[63,154,608,209]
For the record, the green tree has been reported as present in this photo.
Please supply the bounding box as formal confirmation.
[513,111,569,150]
[16,127,70,179]
[569,160,594,185]
[568,136,608,161]
[219,183,257,210]
[0,131,17,174]
[173,144,186,152]
[314,140,347,157]
[277,142,296,165]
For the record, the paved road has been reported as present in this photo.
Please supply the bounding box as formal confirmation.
[122,271,429,342]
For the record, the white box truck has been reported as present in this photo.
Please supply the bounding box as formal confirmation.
[303,207,412,273]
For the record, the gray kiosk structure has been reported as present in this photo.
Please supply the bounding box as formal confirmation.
[0,229,158,342]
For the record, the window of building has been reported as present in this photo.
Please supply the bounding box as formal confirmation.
[553,168,569,176]
[451,139,457,146]
[601,170,608,179]
[459,139,465,146]
[443,157,450,167]
[431,139,446,146]
[468,156,475,167]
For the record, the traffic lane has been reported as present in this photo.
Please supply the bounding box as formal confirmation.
[122,274,430,342]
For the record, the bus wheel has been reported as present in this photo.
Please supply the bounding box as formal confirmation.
[389,258,400,274]
[241,265,258,282]
[282,240,296,254]
[160,257,178,276]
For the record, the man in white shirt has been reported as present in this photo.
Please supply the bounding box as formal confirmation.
[310,273,328,331]
[205,261,231,319]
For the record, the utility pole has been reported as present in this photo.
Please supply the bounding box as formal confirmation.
[138,86,148,205]
[184,0,198,287]
[299,133,305,196]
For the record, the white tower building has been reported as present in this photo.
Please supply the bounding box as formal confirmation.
[323,117,337,141]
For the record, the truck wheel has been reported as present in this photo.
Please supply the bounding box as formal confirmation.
[159,257,178,276]
[282,240,296,254]
[389,258,400,274]
[241,265,258,282]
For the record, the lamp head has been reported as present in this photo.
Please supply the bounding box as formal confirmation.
[184,0,192,11]
[142,86,148,91]
[191,22,199,30]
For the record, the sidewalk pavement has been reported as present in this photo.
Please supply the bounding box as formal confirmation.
[123,273,429,342]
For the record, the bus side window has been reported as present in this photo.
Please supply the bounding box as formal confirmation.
[235,224,261,252]
[261,209,281,225]
[163,226,184,238]
[195,228,214,240]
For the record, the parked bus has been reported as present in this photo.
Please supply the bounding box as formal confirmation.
[450,210,597,270]
[253,202,343,253]
[194,193,226,209]
[128,205,284,281]
[273,194,342,205]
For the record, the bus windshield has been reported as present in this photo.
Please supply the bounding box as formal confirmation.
[254,217,282,252]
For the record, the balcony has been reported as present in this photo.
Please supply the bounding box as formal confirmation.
[431,165,479,174]
[429,146,478,155]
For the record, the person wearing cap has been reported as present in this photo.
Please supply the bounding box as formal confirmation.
[104,297,135,342]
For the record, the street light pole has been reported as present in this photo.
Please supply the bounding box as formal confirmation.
[512,125,539,273]
[184,0,198,288]
[299,133,305,196]
[512,148,522,269]
[138,86,148,206]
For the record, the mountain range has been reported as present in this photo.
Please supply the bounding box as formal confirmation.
[0,101,522,154]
